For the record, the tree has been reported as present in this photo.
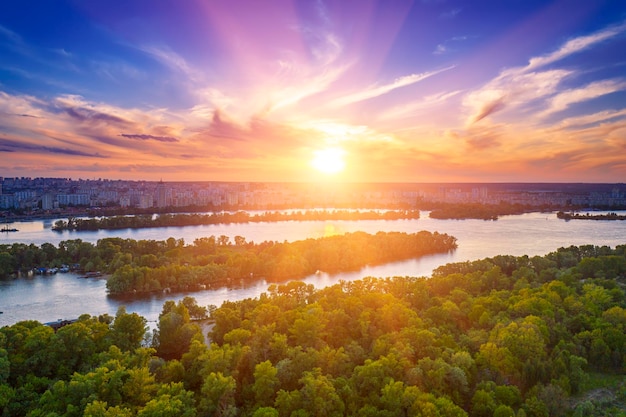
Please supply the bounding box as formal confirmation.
[253,407,279,417]
[198,372,237,417]
[471,389,496,417]
[110,307,148,351]
[289,304,326,349]
[298,369,344,417]
[0,251,16,278]
[84,400,133,417]
[494,405,515,417]
[49,321,100,378]
[181,296,208,321]
[137,383,196,417]
[253,360,279,408]
[155,301,202,360]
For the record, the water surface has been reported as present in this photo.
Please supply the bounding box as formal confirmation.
[1,211,625,327]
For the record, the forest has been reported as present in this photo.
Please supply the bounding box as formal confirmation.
[50,210,421,232]
[1,244,625,416]
[0,231,457,296]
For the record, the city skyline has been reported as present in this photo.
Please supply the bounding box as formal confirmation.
[1,1,625,183]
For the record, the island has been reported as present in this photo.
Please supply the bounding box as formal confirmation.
[557,211,626,221]
[50,209,421,232]
[0,231,457,296]
[427,202,531,220]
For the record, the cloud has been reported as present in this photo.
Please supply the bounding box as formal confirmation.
[51,48,71,57]
[540,79,626,118]
[0,91,192,163]
[466,135,501,151]
[3,112,40,118]
[464,69,571,124]
[379,90,462,121]
[464,22,626,125]
[203,110,248,141]
[330,65,456,107]
[61,105,132,126]
[450,124,504,152]
[433,44,447,55]
[440,8,462,19]
[0,137,107,157]
[0,24,23,45]
[120,133,179,142]
[526,22,626,71]
[553,109,626,130]
[269,64,351,112]
[433,35,470,55]
[138,45,202,82]
[471,96,507,124]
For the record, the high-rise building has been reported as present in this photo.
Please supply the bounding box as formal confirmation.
[155,180,168,208]
[42,193,55,210]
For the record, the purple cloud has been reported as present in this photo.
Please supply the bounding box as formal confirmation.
[120,133,179,142]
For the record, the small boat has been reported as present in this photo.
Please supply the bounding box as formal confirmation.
[1,224,18,232]
[80,271,103,278]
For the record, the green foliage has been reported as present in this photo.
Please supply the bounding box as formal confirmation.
[51,210,422,231]
[1,231,457,296]
[154,300,202,360]
[1,244,625,416]
[110,306,148,351]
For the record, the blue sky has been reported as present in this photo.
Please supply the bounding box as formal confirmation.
[1,0,625,182]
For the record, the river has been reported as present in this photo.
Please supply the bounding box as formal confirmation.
[1,210,625,327]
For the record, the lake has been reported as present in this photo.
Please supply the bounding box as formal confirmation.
[1,210,625,327]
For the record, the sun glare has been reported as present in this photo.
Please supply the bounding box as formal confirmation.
[311,148,346,174]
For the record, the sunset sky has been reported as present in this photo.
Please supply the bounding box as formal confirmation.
[1,0,625,183]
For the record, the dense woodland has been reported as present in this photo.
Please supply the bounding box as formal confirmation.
[1,244,625,416]
[50,210,421,232]
[0,231,457,296]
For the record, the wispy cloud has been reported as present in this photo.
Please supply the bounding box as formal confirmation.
[379,90,462,121]
[0,137,107,157]
[540,79,626,118]
[464,22,626,125]
[526,22,626,71]
[553,109,626,130]
[330,65,456,107]
[433,35,470,55]
[433,44,447,55]
[270,64,350,112]
[464,69,571,123]
[120,133,179,142]
[0,24,23,45]
[440,8,462,19]
[138,45,202,82]
[0,91,190,160]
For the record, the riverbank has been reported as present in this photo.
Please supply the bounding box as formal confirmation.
[2,211,626,328]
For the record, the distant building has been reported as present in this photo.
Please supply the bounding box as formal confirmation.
[155,181,168,208]
[119,195,131,208]
[0,194,16,209]
[138,194,153,209]
[57,193,90,206]
[41,193,55,210]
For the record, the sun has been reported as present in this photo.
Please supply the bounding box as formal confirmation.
[311,147,346,174]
